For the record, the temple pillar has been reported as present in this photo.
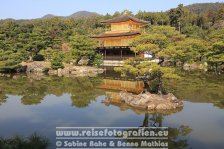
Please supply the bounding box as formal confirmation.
[104,49,107,60]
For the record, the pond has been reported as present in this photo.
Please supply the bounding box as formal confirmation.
[0,70,224,149]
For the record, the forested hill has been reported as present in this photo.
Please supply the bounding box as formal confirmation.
[42,11,100,19]
[42,14,55,19]
[68,11,100,19]
[185,2,224,13]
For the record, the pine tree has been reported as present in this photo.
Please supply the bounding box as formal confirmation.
[115,58,180,95]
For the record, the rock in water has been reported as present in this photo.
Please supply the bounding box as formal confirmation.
[48,69,58,75]
[57,68,63,77]
[78,56,89,66]
[119,91,183,111]
[183,62,208,71]
[26,62,48,73]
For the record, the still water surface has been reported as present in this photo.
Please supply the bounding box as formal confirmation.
[0,71,223,149]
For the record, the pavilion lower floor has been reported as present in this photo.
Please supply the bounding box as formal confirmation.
[96,47,137,60]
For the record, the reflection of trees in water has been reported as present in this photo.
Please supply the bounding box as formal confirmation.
[0,75,103,107]
[0,93,7,105]
[124,112,192,149]
[214,100,224,109]
[71,90,102,108]
[164,71,224,109]
[169,125,192,149]
[0,133,49,149]
[140,113,163,127]
[69,77,103,108]
[21,83,47,105]
[143,113,192,148]
[105,99,191,149]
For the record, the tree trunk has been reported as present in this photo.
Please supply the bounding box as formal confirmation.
[158,57,164,66]
[143,80,150,93]
[216,63,218,74]
[158,74,163,95]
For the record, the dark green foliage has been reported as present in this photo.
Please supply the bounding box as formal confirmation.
[69,35,97,60]
[33,54,45,61]
[181,25,206,38]
[91,53,103,67]
[0,16,103,71]
[0,49,28,71]
[136,11,169,25]
[169,4,187,30]
[115,58,180,94]
[0,133,49,149]
[51,53,64,69]
[207,41,224,72]
[39,48,55,61]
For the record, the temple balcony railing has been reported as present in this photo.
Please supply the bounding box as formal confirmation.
[103,56,134,61]
[105,29,141,34]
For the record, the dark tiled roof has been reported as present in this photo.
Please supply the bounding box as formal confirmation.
[91,31,140,38]
[101,14,149,24]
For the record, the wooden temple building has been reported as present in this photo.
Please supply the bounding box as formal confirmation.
[92,14,149,61]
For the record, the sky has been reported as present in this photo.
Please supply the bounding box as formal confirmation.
[0,0,223,19]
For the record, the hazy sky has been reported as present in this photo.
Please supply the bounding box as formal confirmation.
[0,0,223,19]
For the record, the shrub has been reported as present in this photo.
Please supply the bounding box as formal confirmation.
[92,53,103,67]
[63,51,77,64]
[0,133,49,149]
[51,53,64,69]
[39,48,56,61]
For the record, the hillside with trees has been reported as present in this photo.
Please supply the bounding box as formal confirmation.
[185,2,224,14]
[41,11,100,19]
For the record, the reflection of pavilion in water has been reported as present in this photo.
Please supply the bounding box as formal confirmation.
[98,79,144,93]
[97,78,144,103]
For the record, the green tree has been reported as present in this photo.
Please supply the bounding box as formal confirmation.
[39,47,55,61]
[69,35,97,60]
[208,28,224,43]
[130,34,167,58]
[131,26,184,60]
[148,26,184,40]
[159,38,208,65]
[0,49,28,71]
[113,11,121,17]
[121,10,133,16]
[92,53,103,67]
[115,58,180,95]
[207,41,224,72]
[158,45,184,66]
[169,4,195,32]
[51,52,64,69]
[136,11,169,25]
[182,25,207,38]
